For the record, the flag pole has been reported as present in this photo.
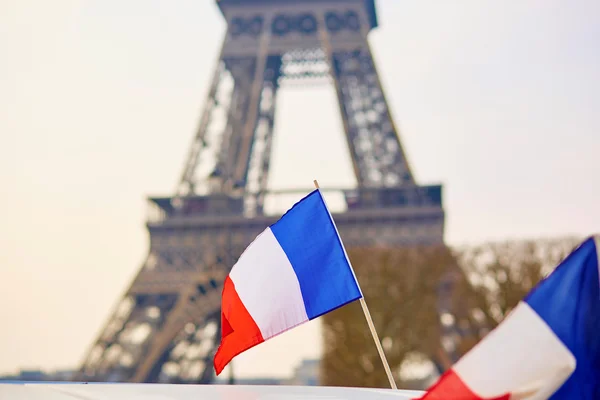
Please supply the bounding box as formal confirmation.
[313,180,397,390]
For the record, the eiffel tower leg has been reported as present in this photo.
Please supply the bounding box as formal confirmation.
[177,27,281,216]
[74,225,241,383]
[317,11,414,187]
[177,27,232,197]
[220,38,283,216]
[243,55,282,216]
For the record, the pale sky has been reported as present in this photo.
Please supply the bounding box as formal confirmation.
[0,0,599,380]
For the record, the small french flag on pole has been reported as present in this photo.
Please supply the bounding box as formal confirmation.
[418,236,600,399]
[213,188,363,375]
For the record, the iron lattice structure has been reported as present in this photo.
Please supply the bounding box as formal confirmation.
[74,0,447,384]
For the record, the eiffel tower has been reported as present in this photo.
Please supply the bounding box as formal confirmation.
[74,0,445,384]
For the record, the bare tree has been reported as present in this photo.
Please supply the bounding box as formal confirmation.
[321,244,455,388]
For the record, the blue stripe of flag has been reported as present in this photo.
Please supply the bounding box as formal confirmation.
[270,189,362,320]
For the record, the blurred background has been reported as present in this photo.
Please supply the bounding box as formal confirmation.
[1,0,598,390]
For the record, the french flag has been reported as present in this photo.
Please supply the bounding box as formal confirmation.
[213,189,362,375]
[418,235,600,399]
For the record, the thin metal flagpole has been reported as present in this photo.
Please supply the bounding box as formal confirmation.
[313,180,397,390]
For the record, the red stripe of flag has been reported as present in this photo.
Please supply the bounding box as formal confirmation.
[417,370,510,400]
[213,277,264,375]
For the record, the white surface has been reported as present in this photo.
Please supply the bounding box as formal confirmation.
[230,228,309,339]
[0,384,424,400]
[453,301,576,399]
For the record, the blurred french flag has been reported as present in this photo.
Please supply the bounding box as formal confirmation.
[213,189,362,375]
[418,236,600,399]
